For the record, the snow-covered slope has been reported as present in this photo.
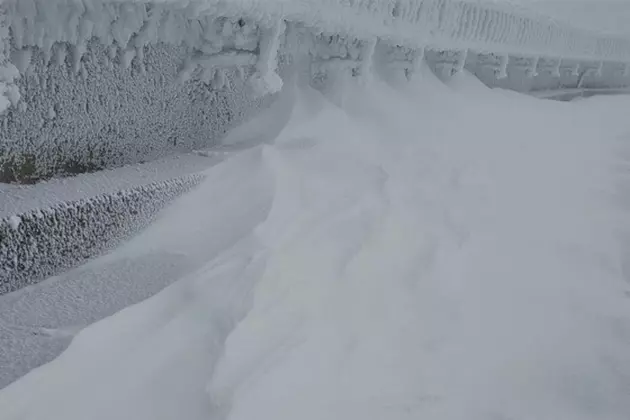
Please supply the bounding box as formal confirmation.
[1,62,630,419]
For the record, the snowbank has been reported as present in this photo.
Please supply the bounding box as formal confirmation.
[0,38,269,182]
[0,173,203,295]
[2,62,630,419]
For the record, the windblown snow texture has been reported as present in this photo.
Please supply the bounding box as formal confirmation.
[0,174,204,295]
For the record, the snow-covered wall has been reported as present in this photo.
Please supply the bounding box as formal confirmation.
[1,0,630,181]
[0,1,281,182]
[0,173,203,295]
[0,41,264,182]
[1,0,630,293]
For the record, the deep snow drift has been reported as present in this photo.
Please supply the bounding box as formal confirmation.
[1,67,630,420]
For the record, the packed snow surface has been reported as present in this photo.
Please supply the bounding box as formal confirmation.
[1,67,630,420]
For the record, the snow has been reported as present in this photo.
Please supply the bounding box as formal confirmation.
[3,0,630,73]
[0,152,219,219]
[514,0,630,37]
[0,92,291,387]
[2,0,630,181]
[6,215,19,230]
[2,62,630,420]
[0,83,10,113]
[0,37,267,182]
[0,173,204,295]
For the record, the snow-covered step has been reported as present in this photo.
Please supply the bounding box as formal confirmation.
[0,153,218,218]
[0,172,205,295]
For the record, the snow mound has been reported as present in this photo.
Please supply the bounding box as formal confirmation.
[1,64,630,420]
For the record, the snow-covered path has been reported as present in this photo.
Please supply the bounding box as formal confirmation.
[1,68,630,420]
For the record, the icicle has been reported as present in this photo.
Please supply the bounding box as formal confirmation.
[595,61,604,78]
[177,56,196,84]
[42,39,55,66]
[577,64,599,88]
[108,45,118,61]
[407,47,425,80]
[72,43,86,74]
[212,69,226,90]
[250,19,285,95]
[11,48,33,74]
[526,56,539,78]
[453,49,468,74]
[358,37,377,82]
[552,59,561,78]
[496,54,508,79]
[136,46,145,74]
[120,48,136,70]
[237,66,246,81]
[5,83,21,107]
[79,63,88,80]
[571,63,580,77]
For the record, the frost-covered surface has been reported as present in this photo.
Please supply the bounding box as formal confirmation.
[0,151,220,218]
[1,65,630,418]
[0,38,268,182]
[1,0,630,180]
[4,0,630,62]
[0,1,20,115]
[515,1,630,37]
[0,92,289,388]
[0,173,204,295]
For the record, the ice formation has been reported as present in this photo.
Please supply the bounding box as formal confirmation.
[1,0,630,113]
[0,0,628,181]
[2,0,630,293]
